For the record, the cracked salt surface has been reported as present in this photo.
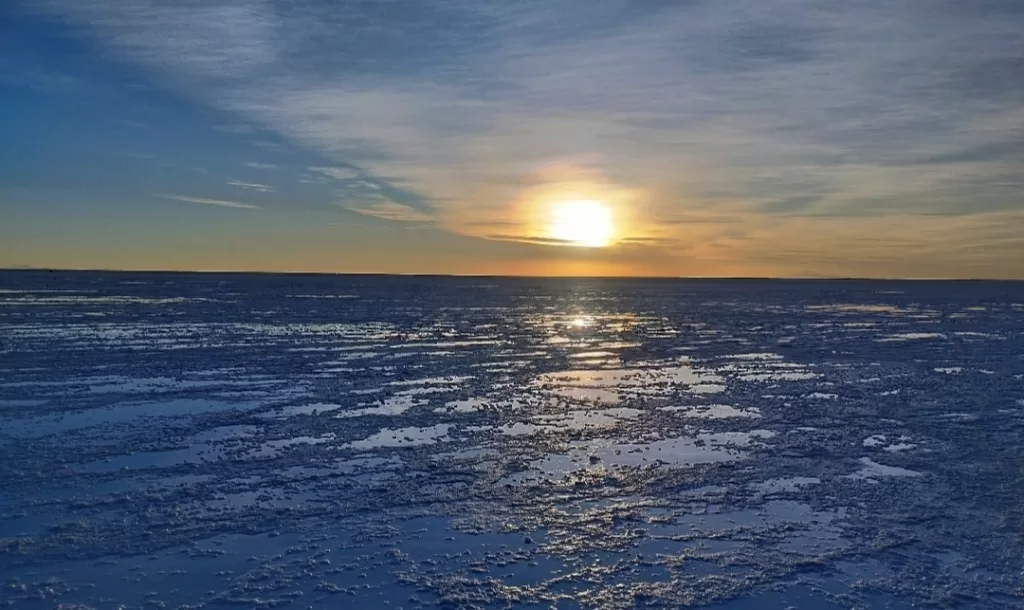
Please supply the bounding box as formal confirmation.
[1,273,1022,609]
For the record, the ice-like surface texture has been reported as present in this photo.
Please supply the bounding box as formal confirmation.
[1,271,1023,609]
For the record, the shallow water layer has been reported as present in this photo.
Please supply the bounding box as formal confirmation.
[1,272,1023,609]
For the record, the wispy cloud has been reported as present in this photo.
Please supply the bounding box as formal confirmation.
[158,193,260,210]
[485,235,576,247]
[243,162,277,170]
[31,0,1024,275]
[213,123,259,135]
[344,199,432,223]
[227,179,272,192]
[308,166,361,181]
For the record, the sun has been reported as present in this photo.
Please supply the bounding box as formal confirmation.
[549,200,615,247]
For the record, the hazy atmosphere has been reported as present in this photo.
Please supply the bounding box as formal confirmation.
[3,1,1023,278]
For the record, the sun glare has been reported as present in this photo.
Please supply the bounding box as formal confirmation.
[549,200,614,247]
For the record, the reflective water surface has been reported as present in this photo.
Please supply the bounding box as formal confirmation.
[1,272,1023,608]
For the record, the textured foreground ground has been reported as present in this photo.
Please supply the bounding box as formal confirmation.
[1,272,1023,609]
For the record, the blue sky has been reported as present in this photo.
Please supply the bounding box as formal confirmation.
[2,1,1022,277]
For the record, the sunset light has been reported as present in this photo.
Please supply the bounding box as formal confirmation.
[2,2,1021,605]
[548,200,614,248]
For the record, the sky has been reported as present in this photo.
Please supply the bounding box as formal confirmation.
[1,1,1022,278]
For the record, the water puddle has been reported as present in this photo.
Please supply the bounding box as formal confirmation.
[245,434,336,458]
[719,355,818,382]
[534,360,726,404]
[507,430,776,485]
[260,402,346,418]
[336,395,424,418]
[347,424,453,450]
[661,404,761,419]
[4,399,259,438]
[877,333,947,342]
[845,457,924,480]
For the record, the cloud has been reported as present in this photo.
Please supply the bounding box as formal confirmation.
[244,162,277,169]
[30,0,1024,276]
[227,179,272,192]
[483,233,670,249]
[158,193,260,210]
[308,166,361,181]
[252,139,286,152]
[213,123,260,134]
[485,234,575,247]
[344,200,432,223]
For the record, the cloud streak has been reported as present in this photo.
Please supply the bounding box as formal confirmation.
[158,193,261,210]
[227,179,272,192]
[343,199,432,223]
[27,0,1024,276]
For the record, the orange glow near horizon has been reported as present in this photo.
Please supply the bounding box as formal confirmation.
[506,162,651,250]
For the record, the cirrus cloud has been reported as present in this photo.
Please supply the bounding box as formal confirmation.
[23,0,1024,276]
[158,193,261,210]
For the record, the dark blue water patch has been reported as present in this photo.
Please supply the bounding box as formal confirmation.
[78,424,261,472]
[3,398,262,438]
[1,531,309,610]
[0,399,48,410]
[498,554,567,587]
[384,515,549,563]
[0,508,67,538]
[715,584,852,609]
[81,446,211,472]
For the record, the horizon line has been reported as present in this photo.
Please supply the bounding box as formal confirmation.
[1,266,1020,282]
